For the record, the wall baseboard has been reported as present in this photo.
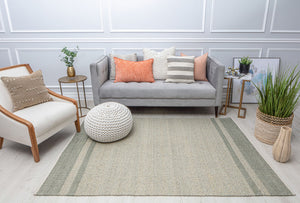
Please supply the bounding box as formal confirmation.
[49,86,94,101]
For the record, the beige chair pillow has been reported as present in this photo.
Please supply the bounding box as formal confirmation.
[1,70,53,112]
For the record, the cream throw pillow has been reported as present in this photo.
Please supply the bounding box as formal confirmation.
[1,70,53,112]
[143,47,175,79]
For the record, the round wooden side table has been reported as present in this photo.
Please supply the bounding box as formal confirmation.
[58,75,90,117]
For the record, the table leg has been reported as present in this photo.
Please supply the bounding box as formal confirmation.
[82,81,88,108]
[59,82,63,96]
[238,80,247,118]
[76,82,83,117]
[219,78,231,115]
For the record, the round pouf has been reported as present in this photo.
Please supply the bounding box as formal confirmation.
[84,102,133,143]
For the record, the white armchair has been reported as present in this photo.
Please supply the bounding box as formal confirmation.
[0,64,80,162]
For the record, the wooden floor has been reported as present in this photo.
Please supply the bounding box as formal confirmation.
[0,103,299,203]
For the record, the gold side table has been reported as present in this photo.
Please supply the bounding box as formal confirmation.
[219,74,251,119]
[58,75,90,117]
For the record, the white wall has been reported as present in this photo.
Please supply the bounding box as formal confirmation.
[0,0,300,98]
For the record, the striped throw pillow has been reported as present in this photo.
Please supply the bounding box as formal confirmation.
[165,56,195,83]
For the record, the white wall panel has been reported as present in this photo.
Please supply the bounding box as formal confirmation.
[111,48,143,55]
[109,0,206,32]
[16,48,106,85]
[209,48,262,67]
[267,49,300,70]
[0,49,12,67]
[0,11,4,32]
[111,48,204,56]
[271,0,300,33]
[211,0,269,32]
[5,0,103,32]
[175,48,204,56]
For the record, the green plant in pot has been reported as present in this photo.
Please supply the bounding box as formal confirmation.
[239,56,253,74]
[59,46,79,77]
[253,66,300,145]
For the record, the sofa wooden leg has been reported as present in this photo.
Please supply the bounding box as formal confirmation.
[31,143,40,163]
[0,137,3,149]
[75,120,81,132]
[215,106,219,118]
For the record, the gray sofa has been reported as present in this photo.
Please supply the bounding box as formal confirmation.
[90,55,225,117]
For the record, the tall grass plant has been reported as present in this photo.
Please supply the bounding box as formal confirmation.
[253,66,300,118]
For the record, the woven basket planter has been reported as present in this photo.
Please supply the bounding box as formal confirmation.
[254,108,294,145]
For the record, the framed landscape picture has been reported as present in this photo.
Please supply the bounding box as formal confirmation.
[231,57,280,103]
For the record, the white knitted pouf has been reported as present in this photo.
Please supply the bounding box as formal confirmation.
[84,102,133,143]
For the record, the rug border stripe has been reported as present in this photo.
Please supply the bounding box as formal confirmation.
[67,141,96,195]
[218,118,293,196]
[37,126,88,195]
[210,118,262,195]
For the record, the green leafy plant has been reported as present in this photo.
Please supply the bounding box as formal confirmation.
[253,66,300,118]
[239,56,253,65]
[59,46,79,67]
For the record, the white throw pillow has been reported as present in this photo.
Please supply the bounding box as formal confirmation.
[143,47,175,79]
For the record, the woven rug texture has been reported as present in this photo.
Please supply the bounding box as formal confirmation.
[37,117,292,196]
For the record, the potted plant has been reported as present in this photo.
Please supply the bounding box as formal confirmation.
[59,46,79,77]
[239,56,253,74]
[253,66,300,145]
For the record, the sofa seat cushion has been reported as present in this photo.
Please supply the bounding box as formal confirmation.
[100,80,216,99]
[14,101,77,136]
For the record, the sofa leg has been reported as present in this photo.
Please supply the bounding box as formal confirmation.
[31,143,40,162]
[0,137,3,149]
[215,106,219,118]
[75,120,81,132]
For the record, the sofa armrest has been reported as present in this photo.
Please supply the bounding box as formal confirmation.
[90,55,108,105]
[206,56,225,107]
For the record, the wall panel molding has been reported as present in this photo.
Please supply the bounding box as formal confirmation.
[209,48,263,57]
[210,0,269,32]
[270,0,300,33]
[108,0,206,33]
[2,38,300,43]
[266,48,300,57]
[0,11,5,32]
[4,0,104,33]
[15,48,106,64]
[0,48,13,66]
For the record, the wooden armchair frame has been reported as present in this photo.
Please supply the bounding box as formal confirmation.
[0,64,80,162]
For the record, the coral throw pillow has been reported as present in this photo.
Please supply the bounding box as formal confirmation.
[114,57,155,83]
[181,53,208,81]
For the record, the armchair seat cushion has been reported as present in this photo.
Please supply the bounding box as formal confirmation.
[100,80,216,99]
[14,101,77,137]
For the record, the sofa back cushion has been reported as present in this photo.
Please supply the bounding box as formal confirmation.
[114,57,155,83]
[109,53,137,80]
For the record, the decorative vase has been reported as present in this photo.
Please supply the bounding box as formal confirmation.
[254,108,294,145]
[272,126,292,163]
[67,66,76,77]
[239,64,250,74]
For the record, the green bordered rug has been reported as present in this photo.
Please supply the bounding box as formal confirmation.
[37,118,293,196]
